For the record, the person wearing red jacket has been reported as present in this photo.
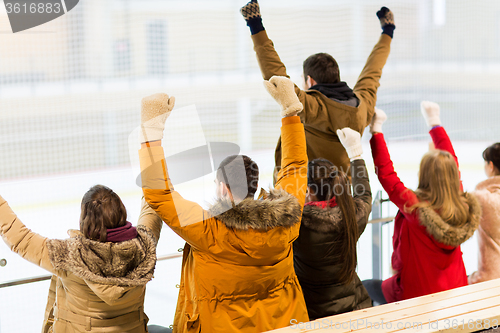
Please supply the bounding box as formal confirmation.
[364,102,481,304]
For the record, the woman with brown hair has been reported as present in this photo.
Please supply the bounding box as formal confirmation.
[365,101,481,304]
[0,185,162,332]
[293,127,373,320]
[469,143,500,284]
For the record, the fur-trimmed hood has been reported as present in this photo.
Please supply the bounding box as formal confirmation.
[301,198,371,233]
[208,188,301,230]
[46,225,157,294]
[417,193,481,247]
[475,176,500,193]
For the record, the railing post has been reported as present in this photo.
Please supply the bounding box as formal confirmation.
[372,191,383,280]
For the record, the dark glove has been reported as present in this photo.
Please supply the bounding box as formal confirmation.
[377,7,395,38]
[240,0,265,35]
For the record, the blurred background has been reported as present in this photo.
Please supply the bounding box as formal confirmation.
[0,0,499,331]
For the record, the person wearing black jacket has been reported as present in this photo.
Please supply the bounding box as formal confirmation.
[293,127,372,320]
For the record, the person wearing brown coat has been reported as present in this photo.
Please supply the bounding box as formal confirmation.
[293,128,372,320]
[469,143,500,284]
[240,1,394,181]
[0,185,162,333]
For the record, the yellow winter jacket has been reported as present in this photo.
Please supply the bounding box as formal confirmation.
[139,116,308,333]
[0,198,162,333]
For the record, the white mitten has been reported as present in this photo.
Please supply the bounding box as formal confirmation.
[370,107,387,134]
[420,101,441,127]
[337,128,363,160]
[263,76,303,117]
[140,93,175,143]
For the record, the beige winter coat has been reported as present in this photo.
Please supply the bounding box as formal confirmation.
[0,197,162,333]
[469,176,500,284]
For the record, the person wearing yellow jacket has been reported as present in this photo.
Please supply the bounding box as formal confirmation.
[138,76,308,332]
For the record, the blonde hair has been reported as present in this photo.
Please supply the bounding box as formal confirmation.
[407,150,469,226]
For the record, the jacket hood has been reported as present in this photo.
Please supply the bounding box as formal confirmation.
[301,198,370,233]
[475,176,500,192]
[46,225,157,304]
[417,193,481,247]
[208,188,302,230]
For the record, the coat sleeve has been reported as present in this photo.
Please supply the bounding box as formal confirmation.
[251,30,318,124]
[370,133,419,216]
[274,116,308,209]
[350,159,372,237]
[0,196,55,274]
[353,34,392,126]
[137,197,162,242]
[429,126,463,191]
[139,146,218,252]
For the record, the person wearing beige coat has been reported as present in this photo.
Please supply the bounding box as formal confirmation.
[0,185,162,333]
[469,143,500,284]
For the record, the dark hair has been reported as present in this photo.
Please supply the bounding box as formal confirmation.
[307,158,357,284]
[216,155,259,200]
[483,143,500,173]
[80,185,127,242]
[303,53,340,84]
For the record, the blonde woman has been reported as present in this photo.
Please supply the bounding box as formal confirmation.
[469,143,500,284]
[365,102,481,304]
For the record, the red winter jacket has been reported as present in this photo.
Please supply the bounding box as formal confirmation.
[370,127,481,302]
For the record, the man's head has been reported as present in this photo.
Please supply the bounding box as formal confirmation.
[302,53,340,89]
[215,155,259,201]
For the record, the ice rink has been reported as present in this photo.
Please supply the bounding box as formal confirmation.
[0,139,490,331]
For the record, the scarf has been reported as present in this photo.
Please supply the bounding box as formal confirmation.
[305,197,337,209]
[106,222,138,243]
[310,82,357,101]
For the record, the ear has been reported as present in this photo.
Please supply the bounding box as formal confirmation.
[219,182,232,199]
[306,76,317,89]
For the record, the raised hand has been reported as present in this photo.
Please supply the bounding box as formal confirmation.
[337,127,363,160]
[263,76,303,118]
[140,93,175,143]
[420,101,441,127]
[370,107,387,134]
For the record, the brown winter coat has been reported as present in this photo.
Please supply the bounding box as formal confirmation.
[469,176,500,284]
[139,116,309,333]
[251,31,392,180]
[0,197,162,333]
[293,159,372,320]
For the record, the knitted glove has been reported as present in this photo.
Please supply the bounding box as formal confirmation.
[370,107,387,134]
[377,7,395,38]
[240,0,264,35]
[337,128,363,161]
[420,101,441,127]
[140,93,175,143]
[263,76,303,117]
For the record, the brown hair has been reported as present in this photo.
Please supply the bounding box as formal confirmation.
[483,143,500,174]
[307,158,357,284]
[80,185,127,242]
[407,150,469,226]
[216,155,259,200]
[303,53,340,84]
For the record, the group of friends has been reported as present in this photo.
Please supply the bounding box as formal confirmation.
[0,1,498,332]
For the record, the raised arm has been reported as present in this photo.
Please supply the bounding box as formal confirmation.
[137,197,162,242]
[421,100,463,190]
[139,93,217,251]
[264,76,308,207]
[241,0,315,114]
[369,108,419,213]
[0,195,55,273]
[353,7,394,125]
[337,127,372,236]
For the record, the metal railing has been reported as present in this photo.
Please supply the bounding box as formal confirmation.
[1,192,396,289]
[0,252,183,289]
